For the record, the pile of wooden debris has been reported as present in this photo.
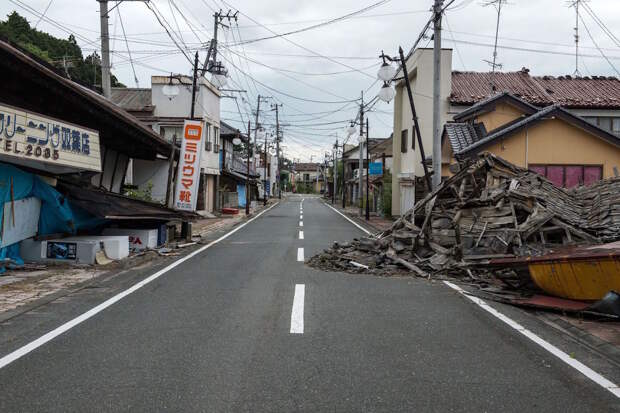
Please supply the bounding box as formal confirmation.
[308,154,620,281]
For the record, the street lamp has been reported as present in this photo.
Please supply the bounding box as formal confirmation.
[210,62,228,88]
[377,61,396,82]
[378,82,396,103]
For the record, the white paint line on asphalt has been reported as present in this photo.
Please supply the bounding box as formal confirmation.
[299,221,303,227]
[300,215,303,220]
[297,247,304,262]
[323,202,371,235]
[299,231,304,240]
[443,281,620,399]
[0,202,281,370]
[290,284,305,334]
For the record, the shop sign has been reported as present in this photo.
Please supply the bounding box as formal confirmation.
[174,119,204,211]
[0,102,101,172]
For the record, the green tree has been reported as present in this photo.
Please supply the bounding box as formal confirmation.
[0,11,125,91]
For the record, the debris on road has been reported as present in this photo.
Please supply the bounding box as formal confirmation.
[308,154,620,316]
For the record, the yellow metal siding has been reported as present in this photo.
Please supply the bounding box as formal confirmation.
[529,258,620,300]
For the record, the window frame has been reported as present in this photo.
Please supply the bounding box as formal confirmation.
[401,129,408,153]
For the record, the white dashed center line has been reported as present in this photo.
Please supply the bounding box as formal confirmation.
[299,221,303,227]
[299,231,304,240]
[290,284,305,334]
[297,247,304,261]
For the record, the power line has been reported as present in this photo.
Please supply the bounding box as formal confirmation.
[219,0,376,79]
[577,8,620,76]
[230,0,392,46]
[117,7,139,87]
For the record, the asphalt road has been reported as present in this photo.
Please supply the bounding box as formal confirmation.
[0,195,618,412]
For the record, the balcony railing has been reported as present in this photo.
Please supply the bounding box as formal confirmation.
[223,152,256,176]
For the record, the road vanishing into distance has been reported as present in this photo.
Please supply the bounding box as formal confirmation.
[0,195,618,412]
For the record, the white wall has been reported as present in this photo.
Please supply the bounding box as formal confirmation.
[132,158,170,204]
[151,76,221,175]
[398,48,453,177]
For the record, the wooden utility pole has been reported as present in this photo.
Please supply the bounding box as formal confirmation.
[358,91,364,216]
[365,118,370,221]
[432,0,444,189]
[246,120,251,216]
[273,103,282,199]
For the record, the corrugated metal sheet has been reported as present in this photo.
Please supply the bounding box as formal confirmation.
[110,88,153,112]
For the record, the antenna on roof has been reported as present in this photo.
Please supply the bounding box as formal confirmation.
[567,0,586,76]
[482,0,506,94]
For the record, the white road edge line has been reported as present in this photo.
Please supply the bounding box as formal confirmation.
[290,284,305,334]
[323,202,371,235]
[0,202,281,370]
[443,281,620,399]
[299,231,304,240]
[297,247,304,262]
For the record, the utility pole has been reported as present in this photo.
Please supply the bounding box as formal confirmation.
[190,51,199,119]
[201,10,237,76]
[358,91,364,216]
[98,0,147,99]
[432,0,444,190]
[365,118,370,221]
[98,0,111,98]
[263,131,268,206]
[333,139,338,205]
[246,120,251,216]
[273,103,282,199]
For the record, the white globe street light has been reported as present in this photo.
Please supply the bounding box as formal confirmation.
[232,137,242,145]
[378,82,396,103]
[377,61,397,82]
[211,72,228,88]
[162,84,180,100]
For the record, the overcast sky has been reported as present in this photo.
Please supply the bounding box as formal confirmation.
[2,0,619,161]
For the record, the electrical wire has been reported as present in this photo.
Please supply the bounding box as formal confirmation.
[229,0,391,46]
[117,7,139,87]
[577,10,620,76]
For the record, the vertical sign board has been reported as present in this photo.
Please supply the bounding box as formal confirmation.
[174,120,204,211]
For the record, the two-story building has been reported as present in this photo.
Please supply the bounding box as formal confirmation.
[111,75,221,214]
[390,48,620,216]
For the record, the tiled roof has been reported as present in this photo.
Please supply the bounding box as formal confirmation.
[110,88,153,112]
[444,123,481,153]
[534,75,620,109]
[450,69,620,109]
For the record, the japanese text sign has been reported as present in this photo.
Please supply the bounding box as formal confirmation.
[174,120,204,211]
[0,102,101,172]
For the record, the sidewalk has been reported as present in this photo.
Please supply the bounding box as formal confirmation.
[0,199,279,318]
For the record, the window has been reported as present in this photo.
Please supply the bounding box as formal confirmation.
[304,173,310,182]
[411,127,416,150]
[214,127,220,152]
[401,129,408,153]
[529,164,602,188]
[204,123,212,151]
[612,118,620,133]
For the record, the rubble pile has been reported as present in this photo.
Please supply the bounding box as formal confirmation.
[308,154,620,280]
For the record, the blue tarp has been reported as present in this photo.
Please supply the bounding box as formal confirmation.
[237,183,246,208]
[0,163,103,271]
